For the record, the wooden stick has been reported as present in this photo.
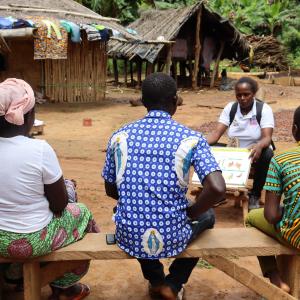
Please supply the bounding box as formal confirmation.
[210,41,225,88]
[0,5,119,22]
[113,58,119,85]
[165,45,172,75]
[124,59,128,85]
[192,6,202,89]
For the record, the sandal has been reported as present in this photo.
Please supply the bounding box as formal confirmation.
[48,283,90,300]
[70,283,90,300]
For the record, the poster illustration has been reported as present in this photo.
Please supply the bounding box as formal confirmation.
[192,147,252,188]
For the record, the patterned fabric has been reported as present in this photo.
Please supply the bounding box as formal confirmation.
[31,17,68,60]
[264,144,300,248]
[0,203,99,288]
[102,110,220,259]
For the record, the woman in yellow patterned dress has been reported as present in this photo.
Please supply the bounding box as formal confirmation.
[247,106,300,292]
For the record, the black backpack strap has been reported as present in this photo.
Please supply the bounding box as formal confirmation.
[255,99,276,150]
[229,102,238,126]
[255,99,264,125]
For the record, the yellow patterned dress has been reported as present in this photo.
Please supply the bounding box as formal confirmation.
[264,144,300,248]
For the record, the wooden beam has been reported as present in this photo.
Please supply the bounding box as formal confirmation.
[210,41,225,88]
[165,45,172,75]
[205,256,296,300]
[113,58,119,85]
[23,262,41,300]
[192,6,202,89]
[124,59,128,86]
[0,5,119,22]
[130,61,134,85]
[0,28,35,39]
[137,60,142,88]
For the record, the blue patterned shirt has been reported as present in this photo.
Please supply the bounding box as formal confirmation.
[102,110,220,259]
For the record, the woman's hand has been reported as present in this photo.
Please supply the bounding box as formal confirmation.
[249,143,263,163]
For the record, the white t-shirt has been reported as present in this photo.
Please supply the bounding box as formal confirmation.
[0,136,62,233]
[219,100,274,148]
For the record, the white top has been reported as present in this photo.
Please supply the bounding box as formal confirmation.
[219,100,274,148]
[0,136,62,233]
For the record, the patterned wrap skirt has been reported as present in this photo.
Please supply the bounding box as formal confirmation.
[0,203,99,288]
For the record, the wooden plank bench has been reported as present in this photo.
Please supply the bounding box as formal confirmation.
[0,228,299,300]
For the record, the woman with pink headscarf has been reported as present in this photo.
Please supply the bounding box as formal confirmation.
[0,79,98,300]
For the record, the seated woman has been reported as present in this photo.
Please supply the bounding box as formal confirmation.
[0,78,99,300]
[206,77,274,209]
[246,106,300,292]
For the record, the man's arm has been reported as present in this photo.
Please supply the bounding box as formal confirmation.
[187,171,226,220]
[105,181,119,200]
[264,191,283,224]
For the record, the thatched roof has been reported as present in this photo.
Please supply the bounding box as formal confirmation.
[108,1,250,63]
[0,1,137,40]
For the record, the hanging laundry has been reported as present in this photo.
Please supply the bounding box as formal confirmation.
[126,28,138,35]
[30,16,68,60]
[0,17,13,29]
[80,24,101,41]
[5,17,33,29]
[92,24,110,41]
[60,20,81,43]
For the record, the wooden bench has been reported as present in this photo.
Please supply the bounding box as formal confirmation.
[0,228,299,300]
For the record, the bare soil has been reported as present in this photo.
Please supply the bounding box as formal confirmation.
[5,82,300,300]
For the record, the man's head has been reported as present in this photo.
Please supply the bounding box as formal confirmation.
[292,106,300,142]
[142,73,177,115]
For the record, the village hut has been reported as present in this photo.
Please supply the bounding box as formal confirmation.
[0,0,137,103]
[108,1,250,89]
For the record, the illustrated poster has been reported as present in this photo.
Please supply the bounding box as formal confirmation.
[192,147,252,188]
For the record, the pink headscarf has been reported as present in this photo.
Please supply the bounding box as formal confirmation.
[0,78,35,126]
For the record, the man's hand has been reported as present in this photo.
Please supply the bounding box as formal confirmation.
[249,143,263,163]
[187,171,225,220]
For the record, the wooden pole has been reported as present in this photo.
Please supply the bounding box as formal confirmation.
[113,58,119,85]
[173,60,178,85]
[137,60,142,88]
[130,61,134,86]
[192,6,202,89]
[210,41,225,88]
[124,59,128,86]
[165,45,172,75]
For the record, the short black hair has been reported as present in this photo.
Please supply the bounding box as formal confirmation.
[294,106,300,128]
[235,77,259,93]
[142,73,177,109]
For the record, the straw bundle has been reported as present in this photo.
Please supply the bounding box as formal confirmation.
[247,35,289,71]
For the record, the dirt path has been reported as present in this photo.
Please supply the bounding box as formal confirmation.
[5,83,300,299]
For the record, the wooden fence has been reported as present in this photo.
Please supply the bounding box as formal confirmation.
[45,38,107,103]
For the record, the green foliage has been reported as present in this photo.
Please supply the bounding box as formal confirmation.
[208,0,300,67]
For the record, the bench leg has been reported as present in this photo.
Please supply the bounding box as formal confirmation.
[277,255,300,298]
[205,255,296,300]
[23,262,41,300]
[242,194,249,225]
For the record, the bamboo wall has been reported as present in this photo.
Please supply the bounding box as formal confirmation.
[45,38,107,103]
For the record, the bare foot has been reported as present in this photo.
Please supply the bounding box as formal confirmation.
[268,270,290,293]
[159,285,177,300]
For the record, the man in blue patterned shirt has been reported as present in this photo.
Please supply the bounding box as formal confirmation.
[102,73,225,300]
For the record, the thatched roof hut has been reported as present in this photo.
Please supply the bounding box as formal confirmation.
[0,0,137,103]
[108,1,250,88]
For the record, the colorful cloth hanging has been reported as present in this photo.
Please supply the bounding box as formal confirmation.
[30,17,68,60]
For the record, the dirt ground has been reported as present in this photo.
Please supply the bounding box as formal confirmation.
[5,82,300,299]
